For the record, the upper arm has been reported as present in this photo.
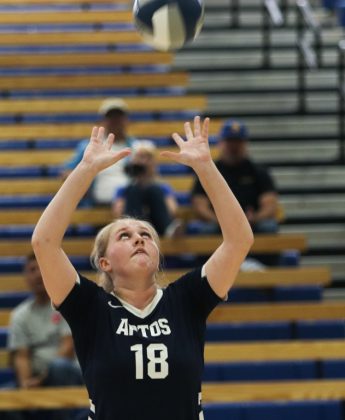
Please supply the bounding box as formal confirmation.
[204,242,246,299]
[32,245,77,307]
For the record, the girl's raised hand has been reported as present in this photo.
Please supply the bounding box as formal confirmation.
[160,116,211,169]
[82,126,131,172]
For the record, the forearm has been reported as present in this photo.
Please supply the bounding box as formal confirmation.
[194,161,253,244]
[32,162,96,248]
[14,354,33,387]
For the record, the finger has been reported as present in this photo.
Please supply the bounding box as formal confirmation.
[111,148,132,162]
[90,126,98,141]
[106,133,115,150]
[97,126,105,142]
[194,115,201,138]
[184,122,194,141]
[201,117,210,141]
[160,150,181,162]
[171,132,185,147]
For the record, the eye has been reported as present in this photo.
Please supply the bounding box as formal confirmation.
[119,232,130,240]
[141,231,151,238]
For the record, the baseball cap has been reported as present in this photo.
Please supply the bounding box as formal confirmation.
[219,119,248,141]
[98,98,129,116]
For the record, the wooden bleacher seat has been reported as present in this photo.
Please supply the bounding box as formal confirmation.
[1,0,128,4]
[0,146,217,166]
[0,234,307,257]
[0,51,173,68]
[0,96,205,115]
[0,119,224,141]
[209,301,345,323]
[0,74,189,91]
[2,379,345,409]
[1,337,345,369]
[0,31,143,46]
[0,176,192,194]
[0,208,110,225]
[0,267,331,295]
[0,10,133,25]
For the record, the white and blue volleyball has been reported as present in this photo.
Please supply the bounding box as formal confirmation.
[133,0,204,51]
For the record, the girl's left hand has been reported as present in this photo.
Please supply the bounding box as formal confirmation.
[160,116,211,169]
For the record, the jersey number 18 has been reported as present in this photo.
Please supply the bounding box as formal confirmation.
[130,343,169,380]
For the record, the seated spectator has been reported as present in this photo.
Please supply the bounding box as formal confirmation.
[191,119,279,235]
[112,140,182,236]
[7,253,83,420]
[61,98,135,205]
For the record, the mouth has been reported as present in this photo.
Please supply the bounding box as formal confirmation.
[132,248,148,257]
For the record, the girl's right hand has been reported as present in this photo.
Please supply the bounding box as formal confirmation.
[81,126,131,173]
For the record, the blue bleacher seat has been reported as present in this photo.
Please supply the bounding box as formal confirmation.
[322,360,345,379]
[0,292,29,309]
[273,286,322,302]
[205,322,292,342]
[204,401,343,420]
[0,368,15,386]
[296,320,345,340]
[221,360,317,382]
[203,361,316,382]
[0,327,8,347]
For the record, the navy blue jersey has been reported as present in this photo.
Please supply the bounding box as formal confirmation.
[58,267,221,420]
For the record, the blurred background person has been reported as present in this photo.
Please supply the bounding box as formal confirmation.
[7,253,83,420]
[112,140,182,237]
[191,119,279,235]
[61,98,135,205]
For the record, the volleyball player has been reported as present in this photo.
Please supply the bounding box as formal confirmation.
[31,116,253,419]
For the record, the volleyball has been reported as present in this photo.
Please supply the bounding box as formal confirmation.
[133,0,205,51]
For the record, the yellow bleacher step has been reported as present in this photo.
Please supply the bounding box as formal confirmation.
[209,301,345,323]
[2,379,345,408]
[0,234,307,257]
[0,73,189,91]
[0,96,205,114]
[0,10,133,24]
[0,267,330,296]
[0,51,173,68]
[0,120,223,140]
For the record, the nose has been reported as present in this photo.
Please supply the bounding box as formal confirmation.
[133,233,144,245]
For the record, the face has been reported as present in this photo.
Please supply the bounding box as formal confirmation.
[99,220,160,282]
[132,149,156,176]
[219,139,247,164]
[102,113,129,140]
[24,259,47,296]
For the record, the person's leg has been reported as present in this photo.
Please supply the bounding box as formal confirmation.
[43,358,83,420]
[143,184,174,235]
[44,358,83,387]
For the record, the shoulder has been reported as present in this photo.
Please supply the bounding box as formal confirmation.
[10,298,34,323]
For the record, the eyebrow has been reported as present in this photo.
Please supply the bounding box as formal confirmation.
[115,226,150,234]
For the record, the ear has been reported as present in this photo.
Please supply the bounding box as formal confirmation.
[98,257,112,273]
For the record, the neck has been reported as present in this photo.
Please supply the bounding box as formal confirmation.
[113,282,157,310]
[34,293,50,305]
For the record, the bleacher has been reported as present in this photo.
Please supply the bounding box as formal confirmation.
[1,0,345,419]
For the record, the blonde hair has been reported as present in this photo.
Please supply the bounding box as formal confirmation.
[90,216,161,293]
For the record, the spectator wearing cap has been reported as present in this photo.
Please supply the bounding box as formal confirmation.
[60,98,136,205]
[191,119,279,236]
[112,141,182,237]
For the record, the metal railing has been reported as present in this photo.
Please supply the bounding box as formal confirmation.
[338,40,345,163]
[230,0,240,28]
[296,0,322,113]
[262,0,285,68]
